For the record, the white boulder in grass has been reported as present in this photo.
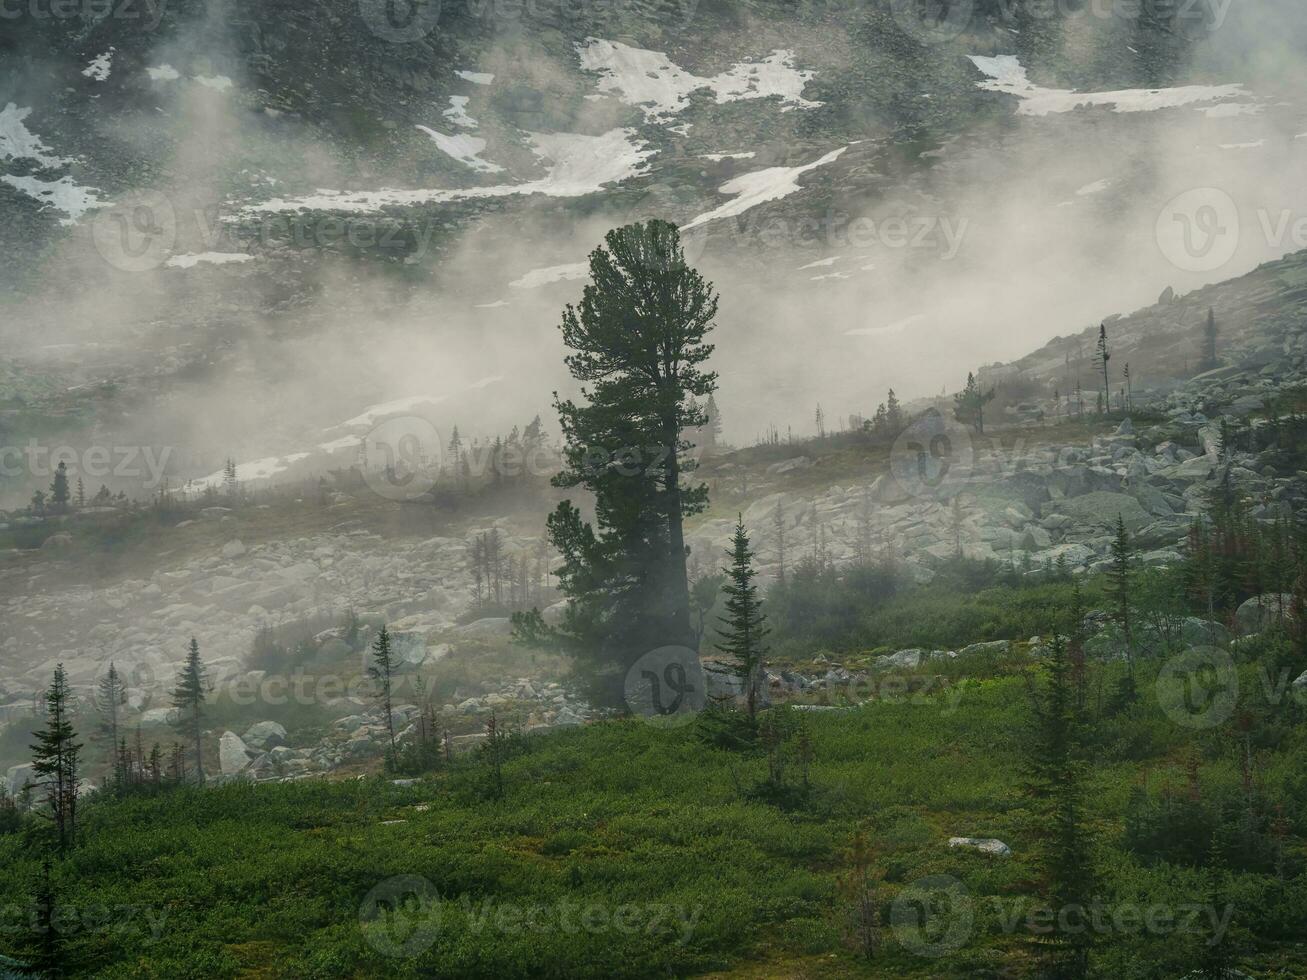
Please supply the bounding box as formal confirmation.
[219,731,253,775]
[948,837,1011,857]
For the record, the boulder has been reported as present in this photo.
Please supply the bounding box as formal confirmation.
[948,837,1011,857]
[874,649,922,670]
[219,731,253,775]
[1055,492,1151,533]
[220,540,246,559]
[242,720,288,750]
[957,640,1009,658]
[5,763,36,797]
[1235,594,1294,635]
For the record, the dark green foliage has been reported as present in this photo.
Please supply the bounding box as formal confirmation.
[368,626,397,769]
[953,371,995,434]
[171,639,207,783]
[714,517,770,719]
[518,220,718,707]
[29,665,81,855]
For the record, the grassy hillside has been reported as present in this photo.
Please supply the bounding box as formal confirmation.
[3,643,1307,977]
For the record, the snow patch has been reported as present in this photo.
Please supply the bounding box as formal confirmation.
[442,95,477,129]
[682,146,847,230]
[335,396,447,430]
[577,39,820,121]
[147,64,181,82]
[248,128,651,214]
[164,252,254,269]
[510,262,589,289]
[968,55,1246,116]
[456,70,494,85]
[797,256,840,270]
[1219,139,1266,150]
[1,174,104,225]
[416,126,503,173]
[702,151,756,161]
[1075,179,1111,196]
[194,454,310,489]
[0,104,70,168]
[846,313,926,337]
[194,75,234,92]
[83,51,113,82]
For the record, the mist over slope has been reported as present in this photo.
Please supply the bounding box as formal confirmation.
[2,0,1307,488]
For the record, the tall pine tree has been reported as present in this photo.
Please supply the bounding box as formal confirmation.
[171,639,207,783]
[715,516,770,720]
[30,665,82,854]
[515,220,717,706]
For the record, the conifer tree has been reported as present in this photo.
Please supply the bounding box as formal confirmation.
[1201,307,1218,371]
[74,477,85,509]
[515,220,717,706]
[30,665,82,854]
[1107,515,1135,670]
[171,639,207,783]
[49,462,70,515]
[953,372,995,434]
[369,626,398,768]
[95,663,126,754]
[1026,634,1097,979]
[715,517,770,720]
[1095,323,1111,415]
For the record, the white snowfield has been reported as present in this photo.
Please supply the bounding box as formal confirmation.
[0,103,71,168]
[415,126,503,173]
[0,174,104,225]
[455,70,494,85]
[443,95,477,129]
[164,252,254,269]
[192,454,311,490]
[969,55,1247,116]
[333,396,447,431]
[578,39,821,120]
[509,262,590,289]
[245,128,652,214]
[0,104,104,223]
[146,64,181,82]
[194,75,234,92]
[681,146,847,230]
